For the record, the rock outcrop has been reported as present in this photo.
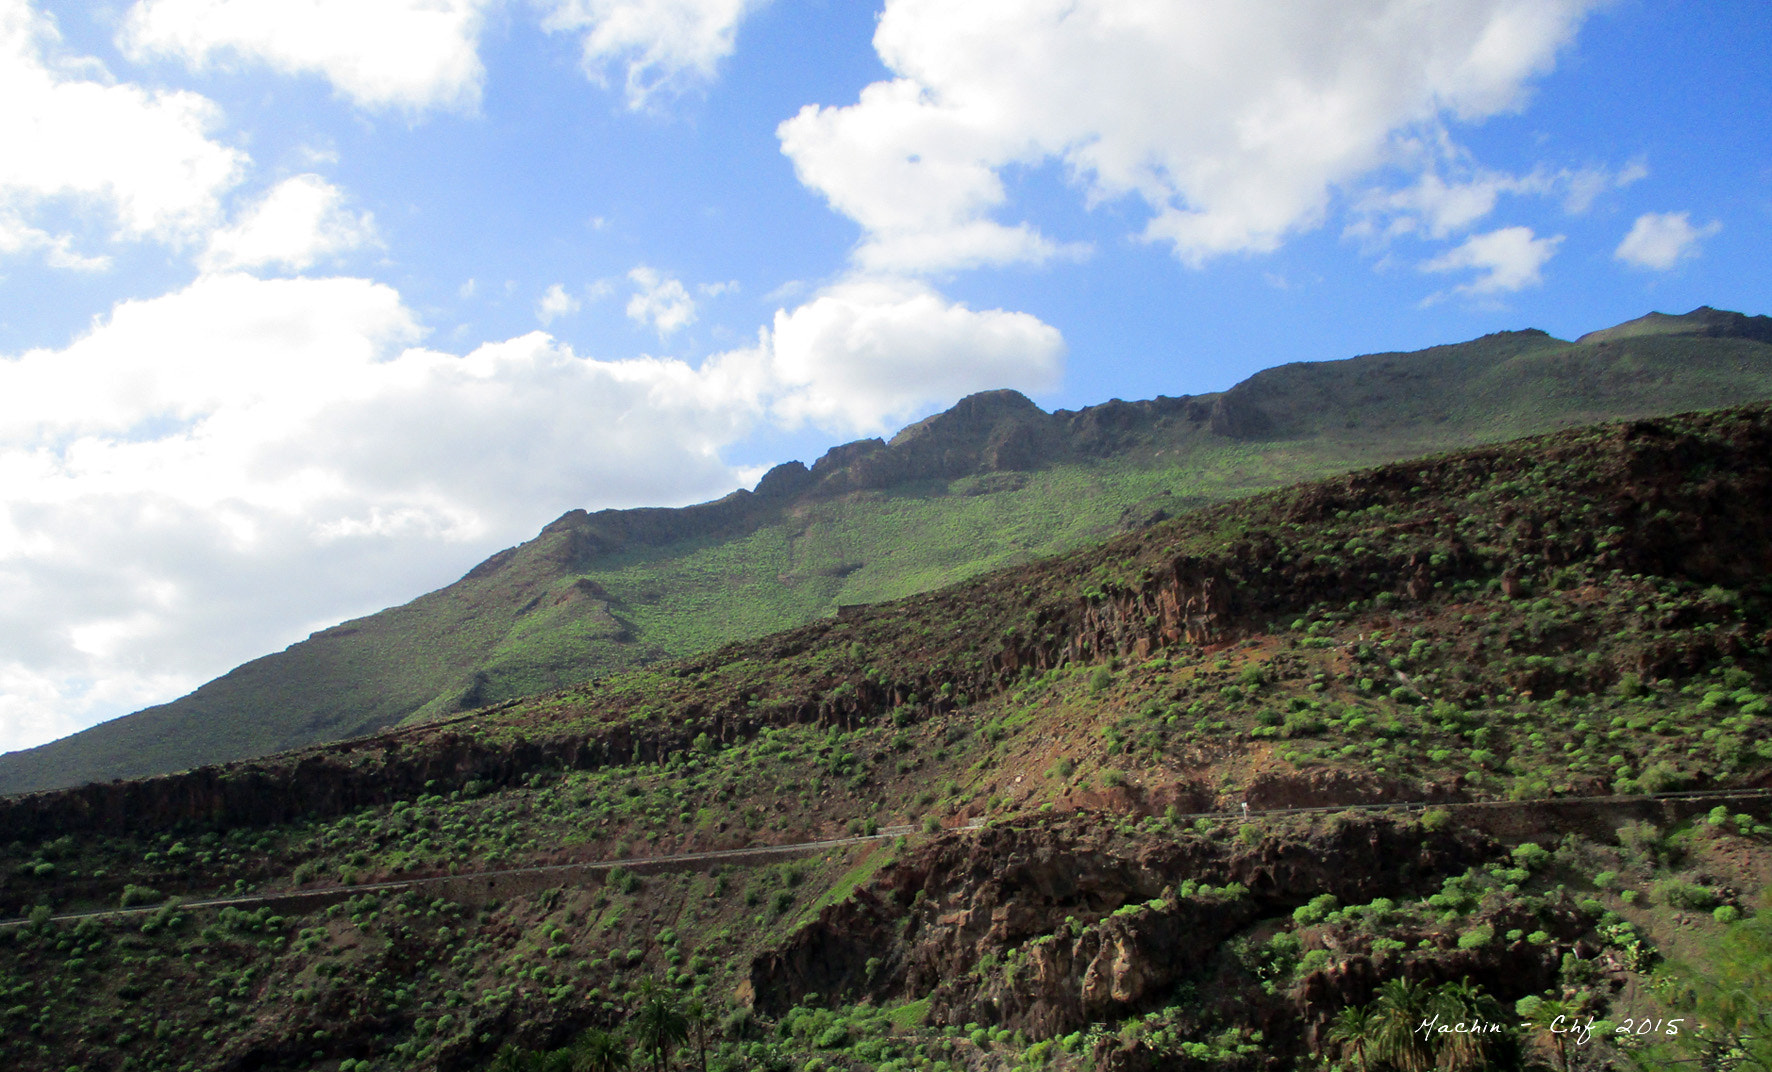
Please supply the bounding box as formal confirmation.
[748,812,1591,1066]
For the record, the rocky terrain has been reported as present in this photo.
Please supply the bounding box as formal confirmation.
[5,306,1772,795]
[1,402,1770,1071]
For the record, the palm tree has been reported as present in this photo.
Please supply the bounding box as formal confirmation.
[488,1045,529,1072]
[630,980,689,1072]
[571,1027,631,1072]
[488,1045,568,1072]
[1430,978,1509,1071]
[1519,997,1579,1072]
[539,1049,576,1072]
[682,997,711,1072]
[1369,978,1438,1072]
[1328,1003,1378,1071]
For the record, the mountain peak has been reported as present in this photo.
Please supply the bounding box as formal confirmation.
[1577,306,1772,345]
[888,388,1045,446]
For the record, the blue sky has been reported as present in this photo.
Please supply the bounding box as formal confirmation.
[1,0,1768,754]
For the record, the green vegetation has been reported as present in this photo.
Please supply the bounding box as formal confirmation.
[1,396,1771,1071]
[5,311,1771,794]
[1629,899,1772,1071]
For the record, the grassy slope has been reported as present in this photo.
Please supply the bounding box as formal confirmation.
[4,324,1771,795]
[2,405,1771,1071]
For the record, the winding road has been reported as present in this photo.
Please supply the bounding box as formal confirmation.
[6,786,1770,929]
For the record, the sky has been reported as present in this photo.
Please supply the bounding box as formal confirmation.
[1,0,1768,755]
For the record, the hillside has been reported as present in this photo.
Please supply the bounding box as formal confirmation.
[1,403,1769,1072]
[4,306,1772,794]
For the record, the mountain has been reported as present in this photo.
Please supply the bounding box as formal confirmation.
[2,401,1769,1071]
[3,306,1772,794]
[1575,304,1772,345]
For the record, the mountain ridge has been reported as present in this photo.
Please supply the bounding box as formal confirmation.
[4,306,1771,795]
[1,397,1770,1072]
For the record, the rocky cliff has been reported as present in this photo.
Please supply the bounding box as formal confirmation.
[748,812,1594,1068]
[4,404,1771,850]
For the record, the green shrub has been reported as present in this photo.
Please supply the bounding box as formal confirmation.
[1510,843,1551,870]
[1457,923,1494,949]
[1636,761,1688,794]
[1292,894,1339,926]
[1275,703,1326,737]
[1653,879,1719,911]
[1713,905,1741,924]
[119,884,164,908]
[1618,822,1670,869]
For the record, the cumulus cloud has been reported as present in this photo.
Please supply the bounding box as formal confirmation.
[0,0,246,260]
[1420,225,1562,299]
[536,0,767,108]
[765,277,1064,432]
[0,272,775,754]
[1614,211,1720,271]
[537,283,582,325]
[121,0,491,112]
[201,174,377,273]
[626,266,696,337]
[780,0,1599,273]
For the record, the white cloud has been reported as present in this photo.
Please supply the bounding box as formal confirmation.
[780,0,1600,273]
[536,0,767,109]
[1420,225,1562,299]
[1349,141,1647,245]
[1614,211,1720,271]
[0,212,113,271]
[1352,168,1522,243]
[625,266,696,337]
[1561,158,1646,214]
[0,272,772,754]
[0,0,246,260]
[201,174,377,273]
[0,257,1070,753]
[537,283,582,324]
[765,277,1064,432]
[122,0,491,112]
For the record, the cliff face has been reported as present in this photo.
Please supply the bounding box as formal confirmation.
[0,387,1221,797]
[7,307,1772,796]
[747,813,1591,1066]
[5,404,1771,851]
